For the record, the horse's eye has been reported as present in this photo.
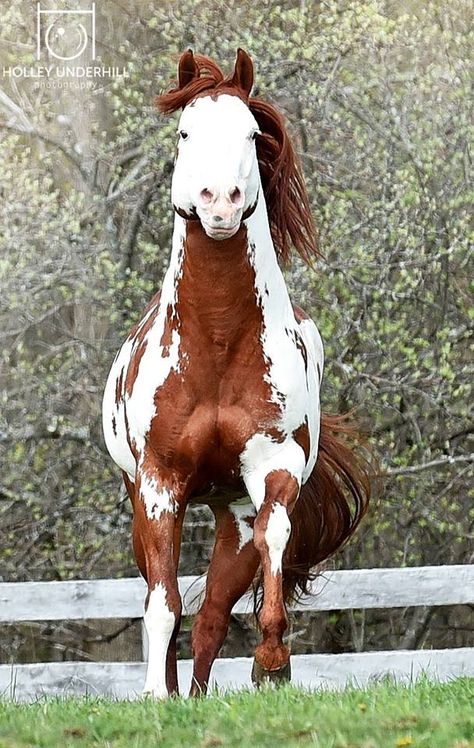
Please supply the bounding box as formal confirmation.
[250,130,259,141]
[179,130,189,140]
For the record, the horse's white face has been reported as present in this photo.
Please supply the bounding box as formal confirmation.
[172,94,261,240]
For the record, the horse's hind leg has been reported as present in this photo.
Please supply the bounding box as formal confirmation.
[131,458,188,698]
[189,502,259,696]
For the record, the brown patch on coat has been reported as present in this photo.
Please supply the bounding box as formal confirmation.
[293,418,310,462]
[286,325,308,373]
[115,367,124,405]
[159,303,179,356]
[265,426,285,444]
[124,303,160,398]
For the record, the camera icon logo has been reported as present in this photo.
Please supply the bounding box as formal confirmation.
[36,3,96,62]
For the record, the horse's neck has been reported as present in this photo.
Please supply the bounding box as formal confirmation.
[244,194,294,322]
[164,195,293,341]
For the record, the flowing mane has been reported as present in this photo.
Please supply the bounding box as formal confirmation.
[156,54,318,265]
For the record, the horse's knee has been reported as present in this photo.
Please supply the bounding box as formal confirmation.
[254,501,291,573]
[264,503,291,572]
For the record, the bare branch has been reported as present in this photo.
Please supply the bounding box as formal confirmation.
[386,453,474,477]
[119,180,157,273]
[0,425,91,445]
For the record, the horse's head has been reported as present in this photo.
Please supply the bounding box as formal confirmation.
[157,49,318,263]
[166,49,260,240]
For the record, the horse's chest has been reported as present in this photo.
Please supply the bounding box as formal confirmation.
[146,340,280,464]
[107,298,313,484]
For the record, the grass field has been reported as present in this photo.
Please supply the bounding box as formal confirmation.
[0,679,473,748]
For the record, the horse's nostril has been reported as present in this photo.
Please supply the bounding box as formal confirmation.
[230,187,241,204]
[200,188,213,204]
[212,215,224,223]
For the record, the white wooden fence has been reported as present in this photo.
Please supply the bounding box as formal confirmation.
[1,565,473,700]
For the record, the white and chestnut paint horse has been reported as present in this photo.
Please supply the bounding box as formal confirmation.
[102,49,370,697]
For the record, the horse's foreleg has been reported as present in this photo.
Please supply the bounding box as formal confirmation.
[164,510,186,695]
[249,469,300,683]
[132,466,187,699]
[190,503,259,696]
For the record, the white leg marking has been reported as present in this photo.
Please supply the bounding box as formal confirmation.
[265,502,291,575]
[143,582,175,698]
[228,503,256,552]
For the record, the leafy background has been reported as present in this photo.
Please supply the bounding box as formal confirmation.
[0,0,472,662]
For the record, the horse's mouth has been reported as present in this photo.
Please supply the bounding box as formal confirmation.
[201,221,240,241]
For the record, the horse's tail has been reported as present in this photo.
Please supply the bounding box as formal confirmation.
[280,412,372,605]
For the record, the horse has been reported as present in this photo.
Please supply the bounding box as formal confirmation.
[102,48,370,698]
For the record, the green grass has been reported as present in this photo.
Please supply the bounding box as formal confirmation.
[0,679,473,748]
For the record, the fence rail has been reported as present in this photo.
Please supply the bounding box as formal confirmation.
[2,565,473,622]
[1,565,473,700]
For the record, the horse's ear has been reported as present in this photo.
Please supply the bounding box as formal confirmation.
[178,49,199,88]
[231,48,253,97]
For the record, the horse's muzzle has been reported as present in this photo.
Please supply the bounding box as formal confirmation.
[201,220,240,240]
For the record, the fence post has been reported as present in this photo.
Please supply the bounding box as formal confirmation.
[141,620,148,661]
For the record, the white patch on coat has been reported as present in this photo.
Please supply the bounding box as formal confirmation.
[143,582,176,698]
[102,217,186,472]
[101,336,135,480]
[140,475,176,520]
[228,502,256,552]
[240,433,306,511]
[172,95,261,224]
[265,502,291,575]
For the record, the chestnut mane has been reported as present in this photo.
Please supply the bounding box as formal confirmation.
[156,55,318,265]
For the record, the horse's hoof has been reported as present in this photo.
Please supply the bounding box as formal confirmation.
[251,658,291,687]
